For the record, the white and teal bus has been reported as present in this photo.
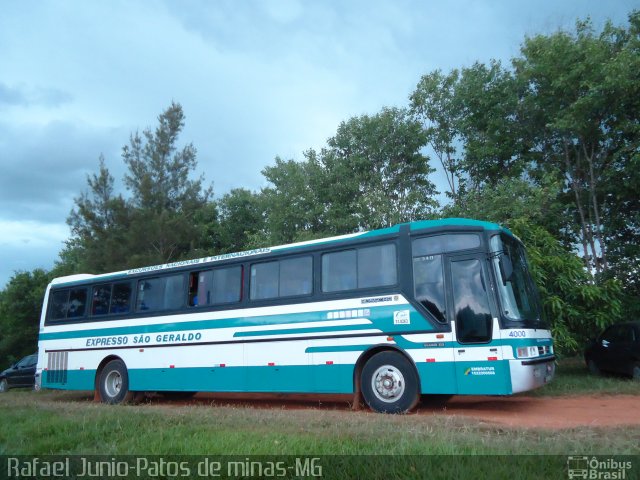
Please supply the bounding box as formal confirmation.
[36,218,555,413]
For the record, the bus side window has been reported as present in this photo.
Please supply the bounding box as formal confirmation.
[110,282,132,314]
[250,261,279,300]
[322,250,356,292]
[358,244,397,288]
[137,279,161,311]
[92,284,112,316]
[50,290,70,320]
[67,288,88,318]
[212,266,242,304]
[164,275,185,310]
[189,271,208,307]
[451,259,492,343]
[412,254,446,323]
[280,257,312,297]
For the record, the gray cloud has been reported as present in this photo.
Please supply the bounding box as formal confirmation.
[0,83,73,108]
[0,121,128,224]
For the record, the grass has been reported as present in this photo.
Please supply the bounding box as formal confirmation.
[0,358,638,479]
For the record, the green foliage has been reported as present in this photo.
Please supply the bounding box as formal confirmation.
[0,270,50,366]
[318,107,438,232]
[67,156,132,272]
[122,102,213,266]
[260,157,325,244]
[410,69,464,199]
[215,188,266,252]
[253,107,439,244]
[66,102,214,274]
[510,219,622,354]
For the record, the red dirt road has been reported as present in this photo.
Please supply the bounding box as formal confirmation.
[427,395,640,429]
[158,393,640,429]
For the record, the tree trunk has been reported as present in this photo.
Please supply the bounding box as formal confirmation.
[584,143,608,272]
[564,142,593,271]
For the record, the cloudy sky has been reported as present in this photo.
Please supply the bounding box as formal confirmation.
[0,1,635,288]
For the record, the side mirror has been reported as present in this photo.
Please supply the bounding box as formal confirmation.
[499,255,514,286]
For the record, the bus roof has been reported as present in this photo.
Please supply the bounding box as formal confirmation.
[50,217,510,287]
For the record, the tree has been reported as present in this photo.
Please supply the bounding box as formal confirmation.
[122,102,213,266]
[410,69,464,201]
[215,188,266,252]
[259,156,326,245]
[67,156,131,273]
[316,107,439,233]
[0,269,50,366]
[66,102,214,273]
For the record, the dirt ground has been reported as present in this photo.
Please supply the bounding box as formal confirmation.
[426,395,640,429]
[154,392,640,429]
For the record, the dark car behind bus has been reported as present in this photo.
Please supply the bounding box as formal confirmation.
[0,353,38,392]
[585,321,640,380]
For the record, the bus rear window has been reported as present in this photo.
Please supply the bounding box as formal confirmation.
[49,288,88,321]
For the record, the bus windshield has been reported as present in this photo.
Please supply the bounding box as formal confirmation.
[490,234,544,327]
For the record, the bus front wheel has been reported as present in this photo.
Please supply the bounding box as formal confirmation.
[361,351,419,414]
[98,359,135,404]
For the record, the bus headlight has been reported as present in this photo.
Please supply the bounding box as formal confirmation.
[517,346,539,358]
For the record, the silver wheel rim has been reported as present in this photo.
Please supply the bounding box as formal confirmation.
[0,380,6,392]
[104,369,122,398]
[371,365,405,403]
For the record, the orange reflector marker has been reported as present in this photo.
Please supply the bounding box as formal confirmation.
[326,361,334,365]
[219,363,226,368]
[387,336,394,341]
[426,358,436,363]
[79,367,85,370]
[436,334,444,339]
[169,365,175,368]
[268,362,275,366]
[488,357,498,361]
[139,349,144,352]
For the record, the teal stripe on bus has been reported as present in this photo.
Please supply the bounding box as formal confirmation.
[42,359,516,395]
[234,324,377,338]
[38,304,430,341]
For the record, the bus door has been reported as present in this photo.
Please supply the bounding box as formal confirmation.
[448,255,509,395]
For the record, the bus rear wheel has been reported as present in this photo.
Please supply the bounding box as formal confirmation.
[98,359,135,404]
[361,351,419,414]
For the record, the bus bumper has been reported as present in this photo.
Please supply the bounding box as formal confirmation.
[509,356,555,394]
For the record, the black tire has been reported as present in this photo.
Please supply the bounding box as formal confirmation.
[361,351,419,414]
[98,359,135,404]
[587,358,601,376]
